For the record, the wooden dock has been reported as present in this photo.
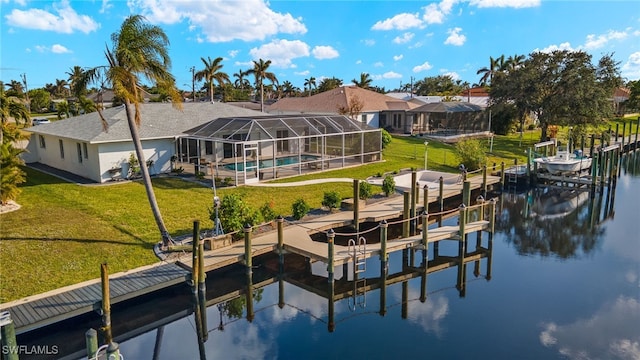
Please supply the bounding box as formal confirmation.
[178,172,499,272]
[0,262,189,334]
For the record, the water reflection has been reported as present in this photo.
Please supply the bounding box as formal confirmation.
[495,185,614,259]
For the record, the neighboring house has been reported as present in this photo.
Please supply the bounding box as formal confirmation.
[408,102,488,135]
[24,102,264,183]
[612,87,630,115]
[386,86,490,109]
[267,86,421,133]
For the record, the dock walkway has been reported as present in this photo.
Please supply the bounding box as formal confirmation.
[0,262,189,334]
[179,171,499,272]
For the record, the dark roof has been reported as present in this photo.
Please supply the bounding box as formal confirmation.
[410,101,484,113]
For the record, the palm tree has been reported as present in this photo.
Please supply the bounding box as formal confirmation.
[4,80,24,97]
[56,100,71,119]
[247,59,277,112]
[317,77,343,92]
[86,14,182,247]
[281,80,296,97]
[476,55,506,87]
[506,54,525,72]
[53,79,70,98]
[194,56,229,102]
[352,73,373,89]
[233,69,251,91]
[304,77,316,96]
[66,66,89,99]
[0,89,30,126]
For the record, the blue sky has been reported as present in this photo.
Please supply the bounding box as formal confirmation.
[1,0,639,93]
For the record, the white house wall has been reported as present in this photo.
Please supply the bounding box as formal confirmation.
[97,139,174,182]
[29,134,103,182]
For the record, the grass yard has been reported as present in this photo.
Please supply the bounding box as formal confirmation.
[2,121,636,302]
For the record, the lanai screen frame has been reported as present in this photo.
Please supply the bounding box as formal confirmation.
[178,114,382,184]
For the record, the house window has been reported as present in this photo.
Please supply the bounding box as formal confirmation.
[77,143,83,163]
[361,114,368,124]
[59,139,64,159]
[205,141,213,155]
[39,135,46,148]
[379,114,387,127]
[83,143,88,159]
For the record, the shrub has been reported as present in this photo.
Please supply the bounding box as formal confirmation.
[291,198,310,220]
[195,171,205,179]
[381,128,392,149]
[259,201,277,222]
[359,181,373,200]
[322,191,342,210]
[382,175,396,197]
[215,193,256,237]
[454,139,487,171]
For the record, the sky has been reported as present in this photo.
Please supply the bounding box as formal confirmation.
[1,0,639,94]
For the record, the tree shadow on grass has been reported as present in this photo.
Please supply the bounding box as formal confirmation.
[0,236,155,250]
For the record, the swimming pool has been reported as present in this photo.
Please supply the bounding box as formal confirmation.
[223,155,320,171]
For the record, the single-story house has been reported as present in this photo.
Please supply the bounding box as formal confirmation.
[23,102,264,183]
[267,86,421,133]
[408,102,488,135]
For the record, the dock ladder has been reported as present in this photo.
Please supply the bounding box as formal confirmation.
[348,237,367,310]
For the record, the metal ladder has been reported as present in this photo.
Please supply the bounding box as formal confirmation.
[348,237,367,310]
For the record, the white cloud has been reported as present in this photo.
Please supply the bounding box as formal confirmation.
[34,45,47,53]
[622,52,640,89]
[469,0,540,8]
[294,70,309,76]
[382,71,402,79]
[362,39,376,46]
[228,50,239,58]
[5,0,99,34]
[536,42,575,53]
[99,0,112,14]
[249,39,310,68]
[584,29,629,50]
[373,61,384,67]
[355,60,362,65]
[312,46,339,60]
[128,0,307,42]
[413,61,433,72]
[441,71,460,80]
[422,0,459,24]
[371,12,424,30]
[540,296,640,360]
[445,27,466,46]
[393,54,404,61]
[51,44,70,53]
[393,32,415,44]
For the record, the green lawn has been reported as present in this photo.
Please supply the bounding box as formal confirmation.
[0,126,632,302]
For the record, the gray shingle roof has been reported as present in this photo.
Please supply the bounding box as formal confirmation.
[27,102,265,143]
[409,101,484,113]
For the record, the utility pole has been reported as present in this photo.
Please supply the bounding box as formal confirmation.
[190,66,196,102]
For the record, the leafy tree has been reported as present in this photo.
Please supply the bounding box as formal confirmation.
[27,89,51,113]
[291,198,309,220]
[382,175,396,197]
[322,191,342,211]
[85,14,182,247]
[4,80,24,98]
[489,50,622,141]
[259,201,277,222]
[454,139,487,171]
[625,80,640,112]
[317,77,343,93]
[0,122,27,204]
[351,73,372,89]
[195,56,229,102]
[414,75,467,96]
[247,58,278,112]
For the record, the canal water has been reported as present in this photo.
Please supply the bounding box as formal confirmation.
[18,153,640,360]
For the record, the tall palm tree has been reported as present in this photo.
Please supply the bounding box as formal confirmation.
[194,56,229,102]
[247,59,277,112]
[506,54,525,72]
[352,73,373,89]
[4,80,24,97]
[304,76,316,96]
[0,89,30,126]
[476,55,506,87]
[86,15,182,247]
[54,79,70,98]
[281,80,296,97]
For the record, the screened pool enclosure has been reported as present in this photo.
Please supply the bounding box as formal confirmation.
[178,115,382,184]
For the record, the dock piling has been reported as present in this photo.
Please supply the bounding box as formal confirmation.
[379,221,388,262]
[0,312,18,360]
[403,191,410,238]
[327,229,335,282]
[100,263,120,360]
[353,179,360,233]
[244,224,252,274]
[85,328,98,360]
